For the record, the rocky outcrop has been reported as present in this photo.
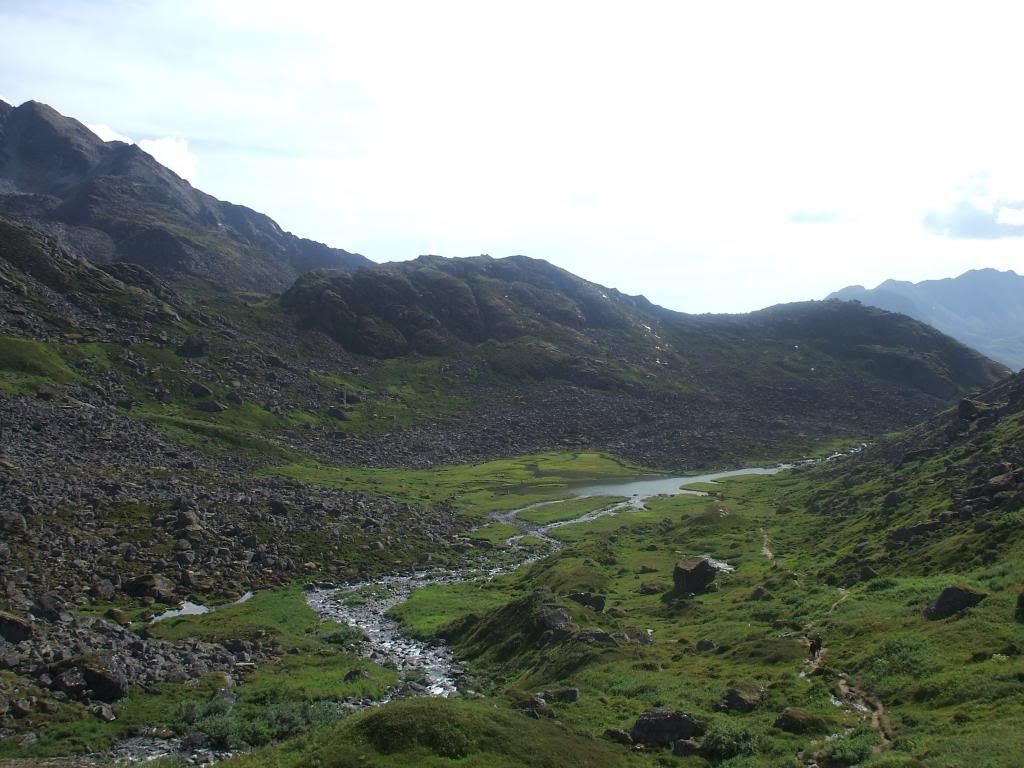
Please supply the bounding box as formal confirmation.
[672,557,718,596]
[630,708,704,746]
[925,585,988,619]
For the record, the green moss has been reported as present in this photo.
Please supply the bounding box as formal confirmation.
[0,335,77,392]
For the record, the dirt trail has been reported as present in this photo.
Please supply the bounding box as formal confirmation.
[760,527,773,560]
[800,587,892,757]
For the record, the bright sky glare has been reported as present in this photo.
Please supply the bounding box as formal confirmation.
[3,0,1024,312]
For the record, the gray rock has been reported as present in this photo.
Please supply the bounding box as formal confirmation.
[672,557,718,596]
[178,334,209,358]
[630,708,704,746]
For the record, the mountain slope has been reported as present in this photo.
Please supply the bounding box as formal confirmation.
[0,99,372,291]
[829,269,1024,370]
[285,254,1006,394]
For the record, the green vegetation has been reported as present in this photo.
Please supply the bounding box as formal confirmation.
[517,495,628,525]
[268,451,648,518]
[1,586,396,759]
[371,468,1024,767]
[0,334,77,393]
[222,698,637,768]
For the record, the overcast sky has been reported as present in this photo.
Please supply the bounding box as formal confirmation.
[3,1,1024,312]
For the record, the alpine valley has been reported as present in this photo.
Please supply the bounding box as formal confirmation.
[0,100,1021,768]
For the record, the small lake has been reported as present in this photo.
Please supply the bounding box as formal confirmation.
[568,464,790,500]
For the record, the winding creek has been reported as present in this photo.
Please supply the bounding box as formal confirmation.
[306,464,791,700]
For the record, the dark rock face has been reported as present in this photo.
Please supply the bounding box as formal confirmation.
[0,100,372,292]
[925,585,988,619]
[75,655,130,702]
[124,574,177,604]
[774,707,828,734]
[630,708,704,746]
[566,592,606,612]
[178,334,209,358]
[1016,592,1024,623]
[0,611,33,642]
[672,557,718,596]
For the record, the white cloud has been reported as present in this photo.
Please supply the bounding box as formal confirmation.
[997,205,1024,227]
[86,123,198,182]
[3,1,1024,311]
[86,123,133,144]
[137,137,197,182]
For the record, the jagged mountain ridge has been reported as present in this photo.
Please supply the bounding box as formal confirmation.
[829,268,1024,370]
[0,99,371,291]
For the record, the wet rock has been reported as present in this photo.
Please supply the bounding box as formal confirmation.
[672,557,718,596]
[566,592,606,612]
[630,708,704,746]
[925,585,988,619]
[0,610,33,642]
[774,707,828,734]
[1016,591,1024,623]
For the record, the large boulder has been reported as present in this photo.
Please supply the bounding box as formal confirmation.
[540,605,575,640]
[124,573,177,604]
[721,683,764,712]
[630,708,704,746]
[672,557,718,596]
[31,593,72,623]
[177,333,209,358]
[77,655,129,702]
[924,585,988,619]
[0,611,33,642]
[774,707,829,734]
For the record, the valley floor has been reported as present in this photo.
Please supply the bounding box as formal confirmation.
[3,449,1021,767]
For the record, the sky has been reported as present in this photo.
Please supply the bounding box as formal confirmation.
[2,0,1024,313]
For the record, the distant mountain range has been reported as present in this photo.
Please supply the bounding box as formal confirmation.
[828,269,1024,370]
[0,100,371,291]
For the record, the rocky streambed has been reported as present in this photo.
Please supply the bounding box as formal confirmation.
[305,464,789,702]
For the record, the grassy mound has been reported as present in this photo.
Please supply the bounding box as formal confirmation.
[223,698,633,767]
